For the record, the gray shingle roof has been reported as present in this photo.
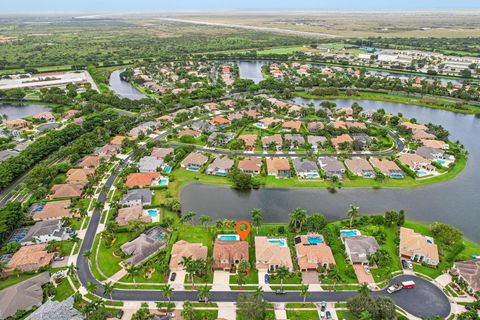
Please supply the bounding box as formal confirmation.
[120,188,152,205]
[21,220,65,243]
[25,296,83,320]
[292,158,318,173]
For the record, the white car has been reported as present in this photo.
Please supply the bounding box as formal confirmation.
[364,265,371,274]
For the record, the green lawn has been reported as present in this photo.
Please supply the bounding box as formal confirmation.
[97,231,135,277]
[229,269,259,285]
[237,310,275,320]
[286,303,316,308]
[53,278,75,301]
[257,46,307,55]
[0,273,38,290]
[336,310,357,320]
[177,225,214,253]
[191,310,218,320]
[286,309,320,320]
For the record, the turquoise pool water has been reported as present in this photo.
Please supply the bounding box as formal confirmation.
[307,236,323,244]
[158,178,169,186]
[268,238,287,247]
[164,166,172,173]
[253,123,265,129]
[306,172,319,178]
[218,234,239,241]
[416,170,427,175]
[188,166,200,171]
[215,171,227,177]
[147,209,158,218]
[436,159,446,165]
[340,230,360,237]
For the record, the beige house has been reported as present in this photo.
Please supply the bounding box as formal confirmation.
[6,244,54,273]
[180,152,208,170]
[255,237,293,271]
[266,158,290,178]
[116,206,152,226]
[33,200,72,220]
[169,240,208,272]
[66,168,95,185]
[238,157,262,175]
[399,227,439,266]
[212,238,249,271]
[295,234,336,271]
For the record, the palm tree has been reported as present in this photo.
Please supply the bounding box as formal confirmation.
[162,284,174,303]
[86,281,97,294]
[67,263,78,277]
[289,208,307,231]
[235,272,246,288]
[358,283,370,297]
[197,285,212,303]
[347,204,359,227]
[125,263,140,288]
[327,267,341,290]
[300,284,311,303]
[103,281,114,299]
[237,259,250,275]
[200,215,211,226]
[83,250,92,264]
[181,211,196,224]
[180,256,195,285]
[181,301,195,320]
[254,286,264,300]
[359,310,372,320]
[275,266,290,291]
[251,208,263,235]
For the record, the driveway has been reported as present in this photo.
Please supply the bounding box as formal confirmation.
[353,264,374,284]
[212,270,231,291]
[168,270,186,290]
[302,271,319,284]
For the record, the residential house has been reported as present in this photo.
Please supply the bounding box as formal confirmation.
[151,147,174,160]
[227,112,243,121]
[178,128,201,138]
[169,240,208,272]
[398,153,434,172]
[25,296,83,320]
[370,158,404,178]
[307,136,327,151]
[110,135,127,146]
[332,120,348,129]
[66,168,94,185]
[6,244,55,273]
[401,122,428,131]
[337,107,354,119]
[243,109,259,119]
[318,157,345,179]
[266,158,290,178]
[331,134,353,149]
[64,109,81,119]
[212,238,249,271]
[351,133,372,150]
[0,272,50,319]
[295,234,336,271]
[288,105,302,115]
[416,146,446,161]
[0,149,19,163]
[36,122,58,133]
[79,155,100,168]
[307,122,324,132]
[128,121,160,138]
[5,119,30,130]
[412,129,436,141]
[191,121,215,133]
[209,116,231,127]
[451,259,480,294]
[284,134,305,150]
[21,220,74,246]
[138,156,163,172]
[120,189,153,207]
[33,111,55,122]
[49,184,84,199]
[292,158,319,179]
[238,134,257,151]
[120,227,169,266]
[116,206,152,226]
[255,237,294,271]
[180,152,208,171]
[344,158,376,178]
[238,157,262,175]
[344,236,379,265]
[262,134,282,150]
[282,120,302,132]
[421,139,449,150]
[399,227,439,266]
[125,172,161,187]
[208,132,235,146]
[206,157,234,176]
[33,200,72,220]
[94,144,120,160]
[259,117,279,128]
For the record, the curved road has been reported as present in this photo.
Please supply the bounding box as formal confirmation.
[76,153,449,319]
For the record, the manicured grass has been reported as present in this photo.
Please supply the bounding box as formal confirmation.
[413,263,442,279]
[53,278,75,301]
[237,310,275,320]
[97,231,134,277]
[229,269,259,285]
[191,310,218,320]
[270,285,306,290]
[177,225,214,253]
[269,272,303,285]
[0,273,38,290]
[336,310,357,320]
[320,285,360,291]
[170,168,231,196]
[286,309,320,320]
[286,303,316,308]
[257,46,307,55]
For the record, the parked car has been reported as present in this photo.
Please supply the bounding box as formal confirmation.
[326,311,332,319]
[170,272,177,281]
[275,289,286,295]
[401,259,409,269]
[387,283,402,294]
[166,312,175,318]
[407,260,413,269]
[364,265,371,274]
[53,256,64,261]
[320,302,326,317]
[402,280,416,289]
[264,274,270,284]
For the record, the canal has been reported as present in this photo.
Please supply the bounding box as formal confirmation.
[109,69,146,100]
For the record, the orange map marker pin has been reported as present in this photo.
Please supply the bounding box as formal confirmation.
[235,220,251,241]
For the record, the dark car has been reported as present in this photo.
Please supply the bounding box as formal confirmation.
[264,274,270,284]
[326,311,332,319]
[170,272,176,281]
[275,289,286,295]
[401,259,408,269]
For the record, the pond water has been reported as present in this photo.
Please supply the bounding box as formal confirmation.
[236,61,268,84]
[109,70,146,100]
[181,98,480,243]
[0,103,51,120]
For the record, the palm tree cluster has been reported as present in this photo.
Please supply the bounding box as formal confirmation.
[180,256,210,287]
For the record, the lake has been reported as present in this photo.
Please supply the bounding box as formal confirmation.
[0,103,51,120]
[181,98,480,243]
[236,61,268,84]
[109,70,146,100]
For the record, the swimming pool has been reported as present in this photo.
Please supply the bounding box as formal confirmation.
[416,170,427,175]
[187,166,200,171]
[158,177,169,186]
[217,234,240,241]
[253,123,265,129]
[164,166,172,173]
[215,171,227,177]
[340,229,361,237]
[305,172,320,178]
[307,236,323,244]
[147,209,159,218]
[435,159,446,165]
[268,238,287,247]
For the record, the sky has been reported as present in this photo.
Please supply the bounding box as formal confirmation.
[1,0,480,12]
